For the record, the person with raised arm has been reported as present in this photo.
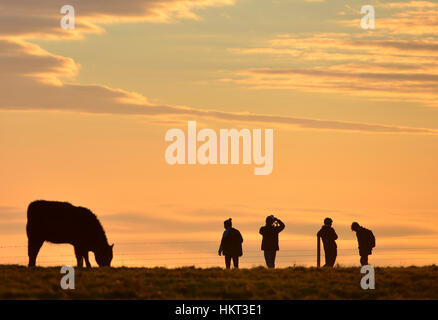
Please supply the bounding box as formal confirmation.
[259,215,285,268]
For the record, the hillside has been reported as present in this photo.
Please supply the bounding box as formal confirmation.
[0,265,437,299]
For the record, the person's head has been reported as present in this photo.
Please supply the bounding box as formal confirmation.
[351,222,360,232]
[266,215,275,226]
[324,217,333,227]
[224,218,232,229]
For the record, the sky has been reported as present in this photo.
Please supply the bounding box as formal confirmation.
[1,0,438,267]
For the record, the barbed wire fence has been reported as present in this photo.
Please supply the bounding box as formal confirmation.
[0,239,437,268]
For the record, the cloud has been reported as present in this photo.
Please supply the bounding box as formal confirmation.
[373,225,438,238]
[338,1,438,35]
[2,204,437,241]
[381,1,438,9]
[1,35,437,135]
[0,206,26,220]
[0,206,26,235]
[226,2,438,107]
[229,31,438,107]
[102,208,438,240]
[3,83,438,135]
[1,0,437,135]
[102,210,326,236]
[0,0,235,39]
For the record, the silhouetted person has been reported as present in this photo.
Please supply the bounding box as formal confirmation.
[218,218,243,269]
[317,217,338,267]
[351,222,375,266]
[259,215,285,268]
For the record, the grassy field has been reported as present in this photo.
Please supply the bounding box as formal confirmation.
[0,265,437,299]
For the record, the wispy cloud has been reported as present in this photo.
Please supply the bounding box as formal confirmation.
[1,0,437,135]
[340,1,438,35]
[228,16,438,107]
[102,208,438,239]
[0,0,235,39]
[1,37,437,134]
[225,2,438,107]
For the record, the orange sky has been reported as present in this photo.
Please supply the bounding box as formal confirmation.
[1,0,437,267]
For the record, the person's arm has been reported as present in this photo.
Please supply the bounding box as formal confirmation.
[356,232,361,248]
[317,227,323,238]
[238,230,243,243]
[259,227,264,235]
[276,219,285,232]
[218,231,227,255]
[332,229,338,241]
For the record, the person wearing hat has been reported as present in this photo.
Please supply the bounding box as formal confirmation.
[218,218,243,269]
[317,217,338,267]
[351,222,375,266]
[259,215,285,268]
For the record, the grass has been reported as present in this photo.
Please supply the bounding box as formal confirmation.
[0,265,437,299]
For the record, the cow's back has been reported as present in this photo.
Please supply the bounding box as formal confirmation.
[27,200,94,244]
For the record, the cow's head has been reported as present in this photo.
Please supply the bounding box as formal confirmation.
[95,243,114,267]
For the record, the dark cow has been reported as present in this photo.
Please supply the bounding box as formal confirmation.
[26,200,113,267]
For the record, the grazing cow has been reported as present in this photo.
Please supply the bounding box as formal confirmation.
[26,200,113,267]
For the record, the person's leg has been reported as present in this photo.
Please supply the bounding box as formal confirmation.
[264,251,270,268]
[225,255,231,269]
[360,254,368,266]
[326,247,336,267]
[264,250,275,268]
[232,256,239,269]
[331,248,337,267]
[323,248,330,267]
[271,251,277,268]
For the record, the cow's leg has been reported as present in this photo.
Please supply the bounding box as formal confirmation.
[84,251,91,268]
[28,238,44,267]
[74,246,84,268]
